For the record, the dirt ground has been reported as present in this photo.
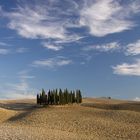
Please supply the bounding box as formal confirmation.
[0,98,140,140]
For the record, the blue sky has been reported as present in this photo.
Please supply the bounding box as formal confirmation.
[0,0,140,100]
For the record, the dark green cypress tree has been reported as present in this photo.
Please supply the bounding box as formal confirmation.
[48,90,51,105]
[41,88,46,104]
[37,94,39,104]
[40,93,42,105]
[63,89,67,104]
[70,91,73,103]
[62,90,65,105]
[54,89,58,104]
[67,89,71,104]
[53,89,57,105]
[59,89,62,105]
[45,94,48,105]
[76,90,79,103]
[79,90,82,103]
[50,90,54,104]
[75,90,82,103]
[67,93,70,104]
[72,90,76,103]
[57,89,59,104]
[65,88,68,104]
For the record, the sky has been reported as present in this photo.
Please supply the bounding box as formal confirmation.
[0,0,140,100]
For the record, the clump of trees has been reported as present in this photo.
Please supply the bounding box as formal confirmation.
[37,88,82,105]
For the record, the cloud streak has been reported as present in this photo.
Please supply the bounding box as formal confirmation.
[125,39,140,56]
[80,0,140,37]
[42,42,63,51]
[0,48,10,55]
[112,59,140,76]
[5,0,81,42]
[0,70,36,99]
[83,42,120,52]
[0,42,11,46]
[32,56,72,68]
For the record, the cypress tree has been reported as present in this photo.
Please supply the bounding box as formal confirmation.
[63,89,67,104]
[54,90,56,105]
[70,91,73,103]
[54,89,58,104]
[48,90,51,105]
[56,89,58,104]
[62,90,65,105]
[72,90,76,103]
[76,90,79,103]
[79,90,82,103]
[59,89,62,105]
[65,88,68,104]
[76,90,82,103]
[37,94,39,104]
[45,94,48,105]
[50,90,54,104]
[42,89,46,104]
[40,93,42,105]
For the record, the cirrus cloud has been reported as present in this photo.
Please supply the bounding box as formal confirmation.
[32,56,72,68]
[42,42,63,51]
[0,48,10,55]
[80,0,140,37]
[125,39,140,56]
[4,0,81,43]
[83,42,120,52]
[112,59,140,76]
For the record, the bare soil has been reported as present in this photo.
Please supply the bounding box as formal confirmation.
[0,98,140,140]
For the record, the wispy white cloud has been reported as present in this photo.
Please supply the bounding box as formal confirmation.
[1,93,35,99]
[0,5,2,16]
[18,70,35,79]
[54,35,84,44]
[7,80,29,92]
[0,48,10,55]
[7,70,35,92]
[0,41,11,46]
[16,47,28,53]
[4,0,82,44]
[80,0,140,37]
[83,42,120,52]
[0,70,36,99]
[6,6,65,39]
[32,56,72,68]
[112,59,140,76]
[125,39,140,55]
[42,42,63,51]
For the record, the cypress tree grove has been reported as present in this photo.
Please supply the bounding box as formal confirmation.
[37,88,82,105]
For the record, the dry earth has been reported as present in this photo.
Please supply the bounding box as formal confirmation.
[0,98,140,140]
